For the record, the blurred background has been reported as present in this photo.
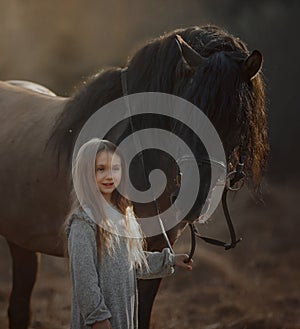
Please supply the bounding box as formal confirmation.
[0,1,299,328]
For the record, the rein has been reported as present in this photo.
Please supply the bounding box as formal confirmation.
[120,68,242,263]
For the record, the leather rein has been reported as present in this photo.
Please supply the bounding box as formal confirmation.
[120,68,243,263]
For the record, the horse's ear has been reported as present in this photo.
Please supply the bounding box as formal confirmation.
[175,34,206,69]
[242,50,263,80]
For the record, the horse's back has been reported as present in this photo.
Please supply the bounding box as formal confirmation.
[0,80,68,157]
[5,80,57,97]
[0,80,66,109]
[0,80,67,137]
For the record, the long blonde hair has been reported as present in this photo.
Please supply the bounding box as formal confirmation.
[62,138,150,272]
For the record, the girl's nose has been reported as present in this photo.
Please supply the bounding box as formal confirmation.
[105,169,113,179]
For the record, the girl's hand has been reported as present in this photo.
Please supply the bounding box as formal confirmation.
[92,319,112,329]
[174,254,193,271]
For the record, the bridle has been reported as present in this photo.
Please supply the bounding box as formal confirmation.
[182,156,244,263]
[120,68,243,263]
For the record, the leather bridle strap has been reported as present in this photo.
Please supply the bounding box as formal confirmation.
[184,164,244,263]
[186,188,242,254]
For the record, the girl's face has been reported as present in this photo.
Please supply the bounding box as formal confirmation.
[95,151,122,199]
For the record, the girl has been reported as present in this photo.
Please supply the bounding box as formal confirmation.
[63,138,193,329]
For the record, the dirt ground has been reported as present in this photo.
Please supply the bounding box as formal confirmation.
[0,181,299,329]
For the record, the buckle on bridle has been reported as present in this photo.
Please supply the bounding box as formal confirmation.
[226,170,245,191]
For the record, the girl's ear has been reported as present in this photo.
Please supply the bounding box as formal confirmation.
[175,34,206,69]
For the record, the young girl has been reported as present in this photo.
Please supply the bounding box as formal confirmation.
[64,138,193,329]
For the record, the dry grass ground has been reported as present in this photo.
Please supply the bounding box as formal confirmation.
[0,181,299,329]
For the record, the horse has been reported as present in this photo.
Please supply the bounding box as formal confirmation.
[0,25,268,329]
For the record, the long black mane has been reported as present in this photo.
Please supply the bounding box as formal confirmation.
[49,25,268,185]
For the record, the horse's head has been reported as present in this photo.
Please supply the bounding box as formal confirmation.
[51,25,268,229]
[124,25,268,225]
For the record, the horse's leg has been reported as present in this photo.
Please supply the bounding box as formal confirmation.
[6,240,40,329]
[138,279,162,329]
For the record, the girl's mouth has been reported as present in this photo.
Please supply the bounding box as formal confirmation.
[103,183,114,187]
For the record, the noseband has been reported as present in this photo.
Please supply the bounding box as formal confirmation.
[120,67,243,264]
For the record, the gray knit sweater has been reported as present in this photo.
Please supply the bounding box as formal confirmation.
[66,206,175,329]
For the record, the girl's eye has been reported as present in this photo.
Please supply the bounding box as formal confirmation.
[113,166,121,171]
[96,168,104,172]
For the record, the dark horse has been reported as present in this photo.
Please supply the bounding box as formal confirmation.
[0,25,268,329]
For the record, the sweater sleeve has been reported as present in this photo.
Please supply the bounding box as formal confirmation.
[135,247,176,280]
[67,219,112,325]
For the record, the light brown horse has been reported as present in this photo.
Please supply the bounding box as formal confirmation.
[0,25,268,329]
